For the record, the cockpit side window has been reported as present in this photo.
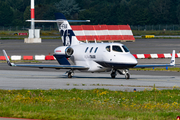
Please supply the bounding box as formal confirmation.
[112,45,123,52]
[106,46,110,52]
[85,47,89,53]
[122,45,129,52]
[90,47,93,53]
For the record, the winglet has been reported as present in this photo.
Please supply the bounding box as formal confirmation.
[2,50,14,66]
[170,50,175,66]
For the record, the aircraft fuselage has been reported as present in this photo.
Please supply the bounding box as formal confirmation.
[54,42,138,72]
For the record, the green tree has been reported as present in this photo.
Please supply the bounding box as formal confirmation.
[110,0,129,25]
[11,10,24,26]
[55,0,80,19]
[128,0,151,25]
[24,4,58,27]
[176,3,180,24]
[78,1,116,25]
[6,0,30,12]
[75,0,93,9]
[35,0,60,5]
[149,0,173,24]
[0,0,179,26]
[0,1,13,26]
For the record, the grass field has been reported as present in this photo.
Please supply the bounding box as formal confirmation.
[0,88,180,120]
[131,67,180,72]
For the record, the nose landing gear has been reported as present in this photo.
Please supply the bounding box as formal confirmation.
[122,69,130,79]
[111,69,130,79]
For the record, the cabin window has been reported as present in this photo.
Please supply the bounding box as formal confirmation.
[112,45,123,52]
[106,46,110,52]
[122,45,129,52]
[85,47,89,53]
[94,47,98,53]
[90,47,93,53]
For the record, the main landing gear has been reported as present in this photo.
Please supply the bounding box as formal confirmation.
[111,69,117,78]
[66,70,74,78]
[111,69,130,79]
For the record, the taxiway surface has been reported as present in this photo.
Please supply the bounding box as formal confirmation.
[0,69,180,91]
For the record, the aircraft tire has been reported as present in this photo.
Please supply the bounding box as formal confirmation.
[125,73,130,79]
[111,73,116,78]
[68,72,73,78]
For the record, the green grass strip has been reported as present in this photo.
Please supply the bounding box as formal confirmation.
[0,88,180,119]
[131,67,180,72]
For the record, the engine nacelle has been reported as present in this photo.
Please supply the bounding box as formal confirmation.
[54,46,74,57]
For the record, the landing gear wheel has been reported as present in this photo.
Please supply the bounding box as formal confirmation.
[111,69,117,78]
[111,73,116,78]
[125,73,130,79]
[68,72,73,78]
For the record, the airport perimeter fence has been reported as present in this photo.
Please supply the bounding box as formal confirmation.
[1,25,180,31]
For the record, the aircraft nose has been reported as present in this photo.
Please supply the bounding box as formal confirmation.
[128,54,138,65]
[119,53,138,65]
[132,56,138,64]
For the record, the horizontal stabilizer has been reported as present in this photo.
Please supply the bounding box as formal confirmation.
[26,20,90,23]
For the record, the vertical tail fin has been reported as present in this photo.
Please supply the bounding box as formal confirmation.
[55,13,80,46]
[26,13,90,46]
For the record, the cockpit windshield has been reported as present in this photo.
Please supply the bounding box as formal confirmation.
[112,45,123,52]
[106,45,130,53]
[122,45,129,52]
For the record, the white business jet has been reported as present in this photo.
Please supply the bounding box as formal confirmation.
[2,13,175,79]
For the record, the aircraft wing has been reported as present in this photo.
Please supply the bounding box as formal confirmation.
[2,50,88,70]
[134,64,174,68]
[134,50,175,68]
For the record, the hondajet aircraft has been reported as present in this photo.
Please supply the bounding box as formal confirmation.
[3,13,175,79]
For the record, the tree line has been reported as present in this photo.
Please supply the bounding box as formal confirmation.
[0,0,180,27]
